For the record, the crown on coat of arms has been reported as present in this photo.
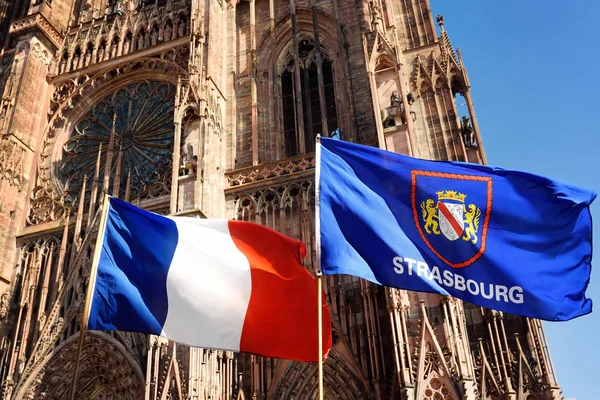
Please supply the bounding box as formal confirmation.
[436,190,466,203]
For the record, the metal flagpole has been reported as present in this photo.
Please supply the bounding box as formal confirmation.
[314,134,324,400]
[68,194,111,400]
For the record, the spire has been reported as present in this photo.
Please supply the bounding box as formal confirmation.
[103,113,117,194]
[112,142,123,197]
[55,210,70,293]
[124,169,131,203]
[72,174,87,263]
[87,144,102,228]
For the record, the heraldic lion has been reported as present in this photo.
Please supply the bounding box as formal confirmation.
[420,199,440,235]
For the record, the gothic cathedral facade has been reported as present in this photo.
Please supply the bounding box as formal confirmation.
[0,0,563,399]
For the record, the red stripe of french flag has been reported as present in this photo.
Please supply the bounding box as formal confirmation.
[229,221,332,362]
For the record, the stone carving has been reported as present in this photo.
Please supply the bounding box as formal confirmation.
[461,116,476,148]
[388,91,415,122]
[31,43,51,67]
[9,13,63,49]
[58,55,67,74]
[227,155,315,188]
[0,139,25,190]
[271,352,373,399]
[415,50,464,96]
[5,57,18,99]
[123,34,131,54]
[369,1,383,26]
[180,143,198,176]
[3,378,14,399]
[30,48,189,226]
[178,19,186,37]
[53,1,190,76]
[97,43,105,62]
[0,289,9,319]
[164,23,173,42]
[71,50,80,71]
[109,37,119,58]
[390,90,401,109]
[136,30,145,51]
[83,47,92,67]
[20,332,145,398]
[151,25,159,46]
[11,228,107,397]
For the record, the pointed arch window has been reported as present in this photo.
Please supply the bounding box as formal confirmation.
[280,39,338,158]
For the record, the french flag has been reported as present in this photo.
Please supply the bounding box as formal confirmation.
[87,197,332,362]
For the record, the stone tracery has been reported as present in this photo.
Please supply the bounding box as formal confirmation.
[55,0,191,76]
[60,80,176,201]
[16,332,145,399]
[28,45,188,226]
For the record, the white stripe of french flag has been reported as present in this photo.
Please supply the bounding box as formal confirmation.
[88,197,332,362]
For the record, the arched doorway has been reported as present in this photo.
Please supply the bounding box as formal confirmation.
[270,351,374,399]
[15,332,145,399]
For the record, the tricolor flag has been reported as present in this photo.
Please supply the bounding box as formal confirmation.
[87,197,332,362]
[317,137,594,321]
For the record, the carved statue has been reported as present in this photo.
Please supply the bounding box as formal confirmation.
[461,116,476,148]
[178,20,186,38]
[180,143,197,175]
[0,104,8,132]
[0,290,9,319]
[97,46,105,63]
[38,312,46,330]
[71,53,80,71]
[390,90,401,109]
[5,59,18,98]
[369,1,383,25]
[137,32,145,51]
[382,107,395,128]
[84,49,92,67]
[3,377,14,399]
[59,57,67,74]
[79,8,87,23]
[18,357,25,374]
[123,35,131,54]
[151,27,159,46]
[164,24,173,42]
[110,40,118,58]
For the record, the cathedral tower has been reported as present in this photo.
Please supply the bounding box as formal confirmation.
[0,0,563,399]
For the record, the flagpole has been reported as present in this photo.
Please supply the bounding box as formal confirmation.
[68,194,111,400]
[315,134,324,400]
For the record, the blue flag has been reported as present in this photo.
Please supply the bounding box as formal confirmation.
[317,138,595,321]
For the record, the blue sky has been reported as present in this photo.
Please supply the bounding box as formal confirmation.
[429,1,599,399]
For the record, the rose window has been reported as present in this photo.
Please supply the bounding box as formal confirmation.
[60,81,176,201]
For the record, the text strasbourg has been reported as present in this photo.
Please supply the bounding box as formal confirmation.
[392,256,524,304]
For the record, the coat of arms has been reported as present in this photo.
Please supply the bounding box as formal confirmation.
[411,171,492,268]
[420,190,481,244]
